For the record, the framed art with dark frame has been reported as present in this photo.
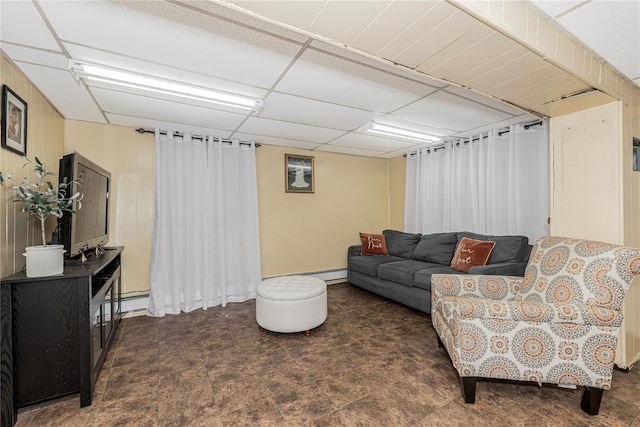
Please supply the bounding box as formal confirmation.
[285,154,314,193]
[1,84,28,155]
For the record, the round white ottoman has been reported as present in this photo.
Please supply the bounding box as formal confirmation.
[256,275,327,336]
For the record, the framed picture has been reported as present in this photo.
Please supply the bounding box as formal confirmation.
[1,85,28,155]
[285,154,314,193]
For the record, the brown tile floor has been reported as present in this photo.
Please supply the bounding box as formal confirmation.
[14,282,640,426]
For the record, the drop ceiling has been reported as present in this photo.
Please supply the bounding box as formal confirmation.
[0,1,636,158]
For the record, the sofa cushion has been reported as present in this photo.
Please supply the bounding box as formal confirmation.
[457,232,529,264]
[414,266,460,291]
[359,233,389,256]
[450,237,495,272]
[412,232,458,264]
[377,260,439,287]
[383,230,421,258]
[348,255,405,277]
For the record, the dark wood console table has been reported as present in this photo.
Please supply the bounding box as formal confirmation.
[0,247,123,425]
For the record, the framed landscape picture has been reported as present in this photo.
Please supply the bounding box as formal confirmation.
[1,85,28,155]
[285,154,314,193]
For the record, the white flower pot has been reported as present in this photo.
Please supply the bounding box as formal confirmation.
[23,245,66,277]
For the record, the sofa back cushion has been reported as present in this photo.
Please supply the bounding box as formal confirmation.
[457,232,529,264]
[412,232,458,265]
[383,230,421,258]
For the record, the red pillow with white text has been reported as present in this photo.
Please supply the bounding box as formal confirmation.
[359,233,389,256]
[450,237,495,272]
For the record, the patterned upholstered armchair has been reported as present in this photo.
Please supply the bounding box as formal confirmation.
[431,236,640,415]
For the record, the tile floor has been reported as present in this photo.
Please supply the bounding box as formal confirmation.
[14,283,640,426]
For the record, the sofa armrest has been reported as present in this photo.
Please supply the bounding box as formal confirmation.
[468,260,528,277]
[348,245,362,257]
[432,274,523,301]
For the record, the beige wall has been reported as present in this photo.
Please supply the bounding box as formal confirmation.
[64,121,154,296]
[388,155,406,231]
[549,102,623,243]
[62,123,395,291]
[256,145,391,278]
[0,55,65,278]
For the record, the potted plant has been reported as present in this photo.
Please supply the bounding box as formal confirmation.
[0,157,82,277]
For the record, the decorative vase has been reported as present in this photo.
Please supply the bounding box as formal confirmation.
[23,245,66,277]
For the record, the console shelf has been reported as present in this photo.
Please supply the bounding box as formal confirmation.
[0,247,123,425]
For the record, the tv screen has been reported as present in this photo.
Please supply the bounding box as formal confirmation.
[58,152,111,259]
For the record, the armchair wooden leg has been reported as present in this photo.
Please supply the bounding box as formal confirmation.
[460,377,477,404]
[581,386,604,415]
[437,335,444,348]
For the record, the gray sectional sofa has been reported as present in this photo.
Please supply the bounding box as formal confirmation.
[347,230,532,314]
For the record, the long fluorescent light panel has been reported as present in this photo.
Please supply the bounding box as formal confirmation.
[367,123,440,142]
[70,61,263,111]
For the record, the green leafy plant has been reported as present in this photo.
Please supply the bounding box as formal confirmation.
[0,157,82,247]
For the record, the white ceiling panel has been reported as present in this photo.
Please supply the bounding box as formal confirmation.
[0,1,61,52]
[1,0,628,159]
[261,93,379,131]
[328,133,415,152]
[40,1,300,89]
[91,88,247,131]
[12,62,105,123]
[554,1,640,81]
[442,85,525,116]
[275,48,437,111]
[314,144,385,157]
[237,117,345,143]
[392,91,514,132]
[0,44,69,71]
[64,43,268,100]
[105,115,234,139]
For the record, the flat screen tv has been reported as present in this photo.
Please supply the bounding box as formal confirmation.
[58,151,111,259]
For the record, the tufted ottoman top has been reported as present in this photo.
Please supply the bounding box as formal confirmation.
[257,275,326,301]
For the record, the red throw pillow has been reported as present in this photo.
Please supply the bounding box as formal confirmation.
[359,233,389,256]
[450,237,496,272]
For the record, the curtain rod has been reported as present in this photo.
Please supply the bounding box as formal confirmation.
[403,120,546,158]
[135,128,260,147]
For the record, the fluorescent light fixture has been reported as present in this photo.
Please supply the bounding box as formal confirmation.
[69,61,263,112]
[366,123,441,143]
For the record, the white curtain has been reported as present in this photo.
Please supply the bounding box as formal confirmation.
[405,122,549,243]
[147,130,262,317]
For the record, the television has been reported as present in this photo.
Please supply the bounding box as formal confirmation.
[58,151,111,259]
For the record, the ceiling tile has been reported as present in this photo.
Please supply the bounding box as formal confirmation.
[314,144,385,157]
[237,117,345,143]
[443,85,525,115]
[275,48,437,111]
[39,1,300,89]
[328,133,415,151]
[105,115,234,139]
[91,87,247,131]
[12,62,105,123]
[261,93,379,131]
[64,43,268,100]
[390,91,514,132]
[0,1,61,52]
[0,44,69,71]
